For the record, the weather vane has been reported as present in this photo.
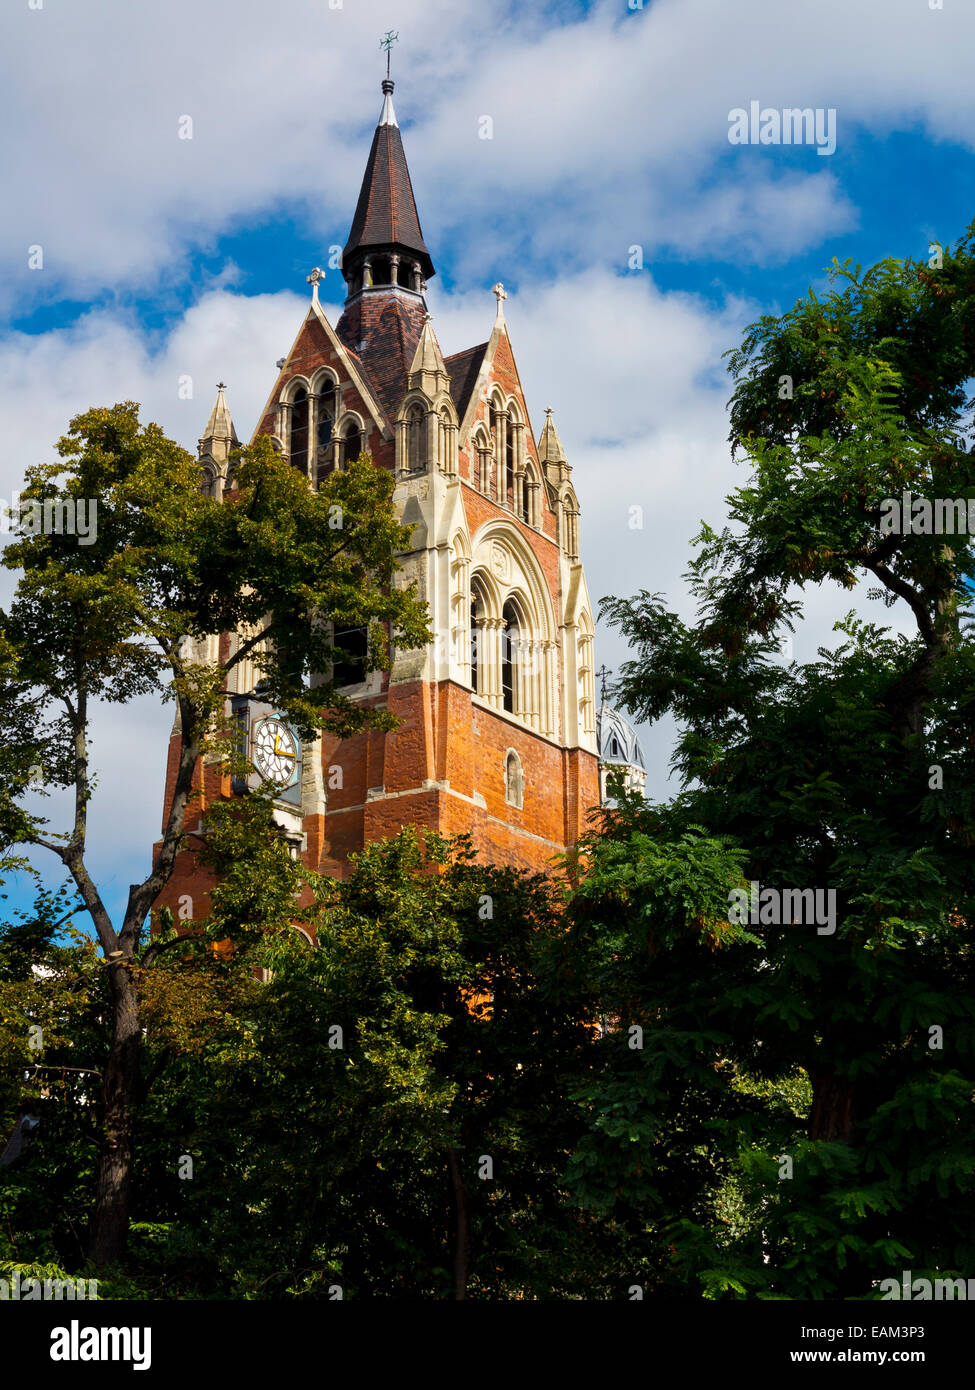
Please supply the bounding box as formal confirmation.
[380,30,399,80]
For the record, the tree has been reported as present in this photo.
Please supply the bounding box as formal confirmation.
[0,888,105,1272]
[0,404,430,1266]
[584,226,975,1296]
[169,827,614,1299]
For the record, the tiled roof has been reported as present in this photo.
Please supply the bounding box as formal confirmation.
[336,292,428,429]
[343,122,434,281]
[444,344,488,420]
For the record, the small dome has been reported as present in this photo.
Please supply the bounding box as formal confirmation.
[596,704,645,770]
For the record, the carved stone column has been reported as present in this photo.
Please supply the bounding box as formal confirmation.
[542,639,557,738]
[514,469,525,520]
[485,616,505,707]
[395,417,409,474]
[524,639,542,728]
[495,411,508,504]
[442,420,458,476]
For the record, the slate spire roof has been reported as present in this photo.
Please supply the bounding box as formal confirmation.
[342,79,435,283]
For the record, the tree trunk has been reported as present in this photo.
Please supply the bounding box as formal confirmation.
[89,964,141,1267]
[446,1146,470,1300]
[808,1070,855,1142]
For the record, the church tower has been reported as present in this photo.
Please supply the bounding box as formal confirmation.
[156,74,600,912]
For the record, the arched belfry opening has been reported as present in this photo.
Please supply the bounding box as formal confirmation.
[290,387,309,476]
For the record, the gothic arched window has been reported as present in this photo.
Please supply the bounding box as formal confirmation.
[521,462,535,525]
[315,381,335,487]
[342,420,363,468]
[504,428,514,506]
[561,491,580,559]
[439,406,453,474]
[473,429,491,493]
[502,600,519,713]
[470,595,482,694]
[333,624,368,687]
[406,402,424,470]
[290,388,309,475]
[505,750,523,809]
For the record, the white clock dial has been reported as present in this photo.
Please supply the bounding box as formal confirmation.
[253,717,299,786]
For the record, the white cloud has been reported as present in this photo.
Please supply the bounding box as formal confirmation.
[3,0,973,308]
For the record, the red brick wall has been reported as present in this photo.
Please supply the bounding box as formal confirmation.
[309,678,599,878]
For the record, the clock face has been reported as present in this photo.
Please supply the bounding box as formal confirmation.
[253,717,299,787]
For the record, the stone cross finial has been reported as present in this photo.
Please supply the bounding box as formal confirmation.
[493,282,507,306]
[306,266,325,302]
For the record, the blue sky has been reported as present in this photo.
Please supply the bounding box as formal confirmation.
[1,0,973,930]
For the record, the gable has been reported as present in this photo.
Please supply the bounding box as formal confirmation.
[250,305,388,443]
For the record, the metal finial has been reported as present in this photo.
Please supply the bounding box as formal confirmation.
[596,664,613,705]
[380,30,399,81]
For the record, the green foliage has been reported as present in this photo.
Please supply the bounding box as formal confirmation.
[584,221,975,1298]
[144,830,616,1299]
[0,401,432,1266]
[0,892,104,1270]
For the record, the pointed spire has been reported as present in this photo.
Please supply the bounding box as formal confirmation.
[199,382,239,466]
[407,313,449,396]
[341,79,435,293]
[537,407,566,466]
